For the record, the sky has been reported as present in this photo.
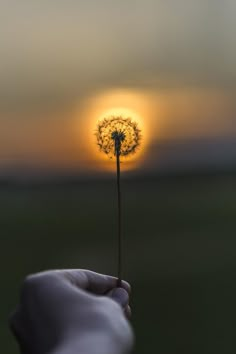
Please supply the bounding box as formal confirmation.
[0,0,236,176]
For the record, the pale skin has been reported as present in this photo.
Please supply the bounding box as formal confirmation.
[9,269,134,354]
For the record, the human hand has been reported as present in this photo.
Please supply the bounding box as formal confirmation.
[9,269,134,354]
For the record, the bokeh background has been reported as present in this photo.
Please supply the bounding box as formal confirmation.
[1,1,236,353]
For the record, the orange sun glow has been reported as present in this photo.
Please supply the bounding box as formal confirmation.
[76,89,152,172]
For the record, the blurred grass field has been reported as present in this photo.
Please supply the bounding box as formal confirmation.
[1,172,236,354]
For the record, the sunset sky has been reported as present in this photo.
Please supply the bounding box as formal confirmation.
[1,0,236,176]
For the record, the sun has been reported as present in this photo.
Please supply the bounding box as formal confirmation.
[93,107,147,167]
[75,89,151,172]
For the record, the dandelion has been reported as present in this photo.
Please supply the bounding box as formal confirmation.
[96,115,142,286]
[96,116,141,158]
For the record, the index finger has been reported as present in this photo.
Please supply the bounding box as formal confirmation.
[61,269,131,295]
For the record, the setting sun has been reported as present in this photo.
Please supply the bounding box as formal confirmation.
[77,89,152,172]
[93,108,145,171]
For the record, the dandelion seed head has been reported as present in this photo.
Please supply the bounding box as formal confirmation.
[96,115,141,158]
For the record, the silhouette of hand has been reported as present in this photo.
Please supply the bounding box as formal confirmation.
[10,269,134,354]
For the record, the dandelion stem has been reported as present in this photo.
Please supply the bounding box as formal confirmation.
[116,145,122,287]
[96,118,141,289]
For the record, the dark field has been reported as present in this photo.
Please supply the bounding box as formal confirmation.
[1,172,236,354]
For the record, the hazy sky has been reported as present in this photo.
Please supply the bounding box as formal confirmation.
[0,0,236,174]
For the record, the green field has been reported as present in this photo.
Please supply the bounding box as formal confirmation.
[1,173,236,353]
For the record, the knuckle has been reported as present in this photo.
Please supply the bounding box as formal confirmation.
[21,273,45,299]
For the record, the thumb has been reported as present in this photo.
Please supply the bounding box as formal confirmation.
[108,288,129,308]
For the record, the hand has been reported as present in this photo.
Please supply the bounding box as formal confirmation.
[9,269,134,354]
